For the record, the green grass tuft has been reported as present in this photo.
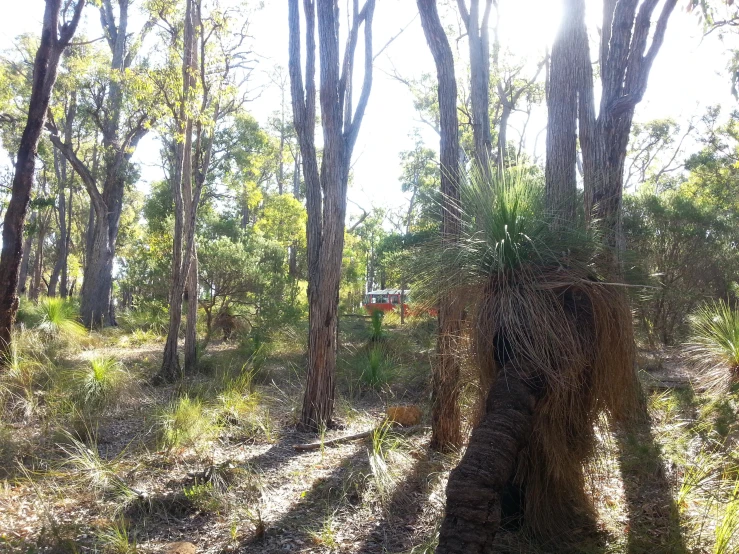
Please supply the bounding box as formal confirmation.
[687,300,739,392]
[36,297,87,338]
[70,356,127,411]
[157,395,219,452]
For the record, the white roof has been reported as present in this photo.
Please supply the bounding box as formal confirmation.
[366,289,409,295]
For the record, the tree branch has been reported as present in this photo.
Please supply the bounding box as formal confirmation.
[345,0,376,156]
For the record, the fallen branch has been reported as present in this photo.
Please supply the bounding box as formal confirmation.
[293,424,426,451]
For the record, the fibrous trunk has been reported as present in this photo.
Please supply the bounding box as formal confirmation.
[437,366,537,553]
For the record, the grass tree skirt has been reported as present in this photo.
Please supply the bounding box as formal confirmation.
[435,267,638,552]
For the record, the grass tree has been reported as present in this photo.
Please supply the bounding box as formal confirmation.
[431,170,639,552]
[0,0,84,363]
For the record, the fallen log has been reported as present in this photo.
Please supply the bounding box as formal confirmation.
[293,424,426,451]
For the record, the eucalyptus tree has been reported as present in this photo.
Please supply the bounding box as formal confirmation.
[288,0,377,430]
[154,0,254,382]
[48,0,159,327]
[417,0,463,451]
[456,0,493,170]
[578,0,678,262]
[0,0,84,361]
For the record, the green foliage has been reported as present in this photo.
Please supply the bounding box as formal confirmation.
[182,481,226,514]
[369,310,385,342]
[687,301,739,392]
[625,186,737,344]
[413,166,595,307]
[35,298,86,339]
[157,396,219,452]
[70,356,127,411]
[95,519,138,554]
[715,478,739,554]
[118,303,170,335]
[359,345,396,389]
[0,331,48,420]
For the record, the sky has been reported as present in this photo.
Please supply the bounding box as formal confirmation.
[1,0,737,220]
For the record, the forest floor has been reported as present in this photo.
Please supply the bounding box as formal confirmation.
[1,316,739,553]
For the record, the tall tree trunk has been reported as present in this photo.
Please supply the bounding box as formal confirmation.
[48,177,66,296]
[578,0,678,269]
[437,366,538,553]
[0,0,82,359]
[457,0,492,172]
[157,0,196,383]
[50,0,151,327]
[49,93,75,297]
[60,186,73,298]
[17,212,36,296]
[29,222,46,301]
[418,0,463,452]
[81,210,114,325]
[545,0,581,222]
[185,249,198,371]
[289,0,376,430]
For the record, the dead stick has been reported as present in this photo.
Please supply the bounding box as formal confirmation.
[293,425,426,451]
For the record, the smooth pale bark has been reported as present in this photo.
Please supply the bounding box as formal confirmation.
[0,0,83,359]
[60,186,73,298]
[158,0,223,382]
[49,95,75,297]
[157,0,196,384]
[418,0,463,452]
[289,0,376,430]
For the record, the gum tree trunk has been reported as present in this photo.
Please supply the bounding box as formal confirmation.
[545,0,581,222]
[60,186,73,297]
[456,0,492,171]
[49,93,75,297]
[578,0,678,266]
[0,0,83,360]
[17,211,36,296]
[289,0,376,430]
[51,0,152,327]
[417,0,463,451]
[157,0,196,384]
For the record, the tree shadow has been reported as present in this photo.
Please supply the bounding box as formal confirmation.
[616,408,688,554]
[238,444,371,553]
[352,448,436,553]
[240,429,314,474]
